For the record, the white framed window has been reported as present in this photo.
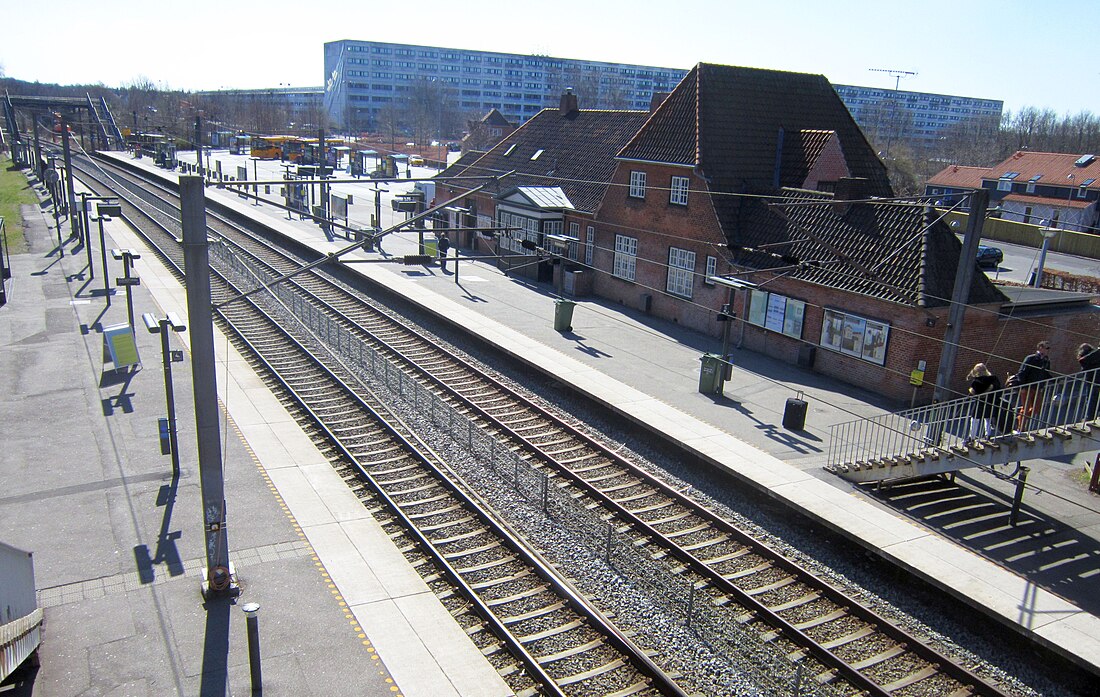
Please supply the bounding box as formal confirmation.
[667,247,696,298]
[585,225,595,266]
[613,234,637,281]
[1078,185,1089,199]
[997,178,1012,192]
[629,170,646,198]
[670,175,689,205]
[568,222,580,261]
[704,256,717,284]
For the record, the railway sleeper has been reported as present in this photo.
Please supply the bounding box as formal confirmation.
[432,527,491,546]
[793,607,846,631]
[697,547,752,565]
[570,460,618,475]
[453,555,517,574]
[745,575,798,596]
[723,560,773,580]
[377,472,433,486]
[881,665,939,693]
[535,637,605,665]
[681,533,730,552]
[442,541,502,560]
[503,601,570,627]
[389,481,443,496]
[661,522,712,539]
[768,591,821,613]
[645,510,692,526]
[519,619,588,647]
[614,488,660,504]
[586,470,631,485]
[555,657,627,686]
[600,478,644,493]
[419,516,476,533]
[407,503,465,519]
[819,626,874,650]
[486,584,553,607]
[400,492,452,507]
[849,643,906,670]
[471,569,533,591]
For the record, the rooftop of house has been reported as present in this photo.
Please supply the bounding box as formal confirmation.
[439,102,650,214]
[985,151,1100,190]
[926,164,990,190]
[735,188,1008,308]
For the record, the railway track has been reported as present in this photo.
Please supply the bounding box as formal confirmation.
[70,154,686,697]
[79,153,1019,696]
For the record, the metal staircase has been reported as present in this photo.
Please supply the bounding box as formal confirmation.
[827,369,1100,483]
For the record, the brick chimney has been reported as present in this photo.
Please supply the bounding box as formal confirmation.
[831,177,868,215]
[560,88,579,117]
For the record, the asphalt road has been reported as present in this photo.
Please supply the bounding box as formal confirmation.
[974,238,1100,284]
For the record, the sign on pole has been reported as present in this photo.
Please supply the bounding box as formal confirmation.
[103,323,140,370]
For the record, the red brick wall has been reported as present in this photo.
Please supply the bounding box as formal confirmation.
[591,162,730,326]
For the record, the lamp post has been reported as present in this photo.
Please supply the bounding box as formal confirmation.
[1033,226,1058,288]
[112,249,141,330]
[143,312,186,477]
[241,602,262,693]
[94,203,122,305]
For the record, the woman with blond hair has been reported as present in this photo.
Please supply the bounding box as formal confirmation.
[967,362,1001,441]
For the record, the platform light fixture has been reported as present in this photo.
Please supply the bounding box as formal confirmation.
[143,311,187,477]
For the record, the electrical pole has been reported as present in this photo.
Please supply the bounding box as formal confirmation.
[932,188,988,404]
[181,176,232,595]
[194,116,203,178]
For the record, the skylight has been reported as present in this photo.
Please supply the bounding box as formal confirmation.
[503,144,517,157]
[1028,174,1042,182]
[1083,178,1096,186]
[1000,171,1020,180]
[530,149,544,161]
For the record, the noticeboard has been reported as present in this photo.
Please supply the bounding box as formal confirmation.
[103,323,140,370]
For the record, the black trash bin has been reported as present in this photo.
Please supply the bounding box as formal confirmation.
[783,392,808,431]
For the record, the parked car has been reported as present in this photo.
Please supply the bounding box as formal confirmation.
[976,245,1003,268]
[408,155,425,166]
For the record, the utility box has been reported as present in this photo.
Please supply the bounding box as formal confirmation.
[553,299,576,332]
[699,353,725,395]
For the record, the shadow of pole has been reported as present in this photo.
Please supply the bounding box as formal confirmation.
[199,596,233,697]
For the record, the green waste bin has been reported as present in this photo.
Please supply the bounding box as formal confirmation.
[699,353,725,395]
[554,299,576,332]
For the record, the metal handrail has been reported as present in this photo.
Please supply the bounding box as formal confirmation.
[829,369,1100,469]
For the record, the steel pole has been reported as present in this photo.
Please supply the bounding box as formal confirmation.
[161,323,181,478]
[181,176,231,593]
[98,217,111,305]
[61,116,78,240]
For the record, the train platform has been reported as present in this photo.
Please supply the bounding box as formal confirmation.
[0,170,512,695]
[100,150,1100,675]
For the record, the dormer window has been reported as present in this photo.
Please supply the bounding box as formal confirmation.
[1027,174,1041,193]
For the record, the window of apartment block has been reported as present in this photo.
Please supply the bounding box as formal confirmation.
[585,226,595,266]
[704,256,717,284]
[670,175,689,205]
[667,247,696,298]
[613,234,638,281]
[629,171,646,198]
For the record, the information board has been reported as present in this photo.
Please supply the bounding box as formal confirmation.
[103,323,140,370]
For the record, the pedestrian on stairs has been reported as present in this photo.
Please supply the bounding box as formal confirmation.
[967,363,1001,442]
[1015,340,1052,432]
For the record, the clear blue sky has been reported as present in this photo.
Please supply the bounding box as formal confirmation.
[1,0,1091,117]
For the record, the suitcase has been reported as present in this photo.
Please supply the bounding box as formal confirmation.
[783,392,808,431]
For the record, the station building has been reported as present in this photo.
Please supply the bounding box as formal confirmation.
[434,63,1097,402]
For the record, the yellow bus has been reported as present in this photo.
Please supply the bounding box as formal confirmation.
[250,135,304,161]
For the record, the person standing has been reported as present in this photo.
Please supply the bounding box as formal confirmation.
[1015,340,1052,431]
[967,363,1001,441]
[1077,343,1100,421]
[437,234,451,272]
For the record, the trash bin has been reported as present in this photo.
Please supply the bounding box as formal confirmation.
[783,392,808,431]
[553,299,576,332]
[699,353,725,395]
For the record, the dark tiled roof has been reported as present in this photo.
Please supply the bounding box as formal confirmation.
[436,108,650,214]
[618,63,892,249]
[481,108,513,127]
[736,189,1008,308]
[780,129,837,188]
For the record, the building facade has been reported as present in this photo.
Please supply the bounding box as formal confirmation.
[323,39,688,132]
[833,84,1003,154]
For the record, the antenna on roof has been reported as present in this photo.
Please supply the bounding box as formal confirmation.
[867,68,918,160]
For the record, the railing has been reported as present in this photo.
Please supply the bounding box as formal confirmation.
[829,369,1100,470]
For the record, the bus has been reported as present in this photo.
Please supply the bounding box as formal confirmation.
[250,135,304,161]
